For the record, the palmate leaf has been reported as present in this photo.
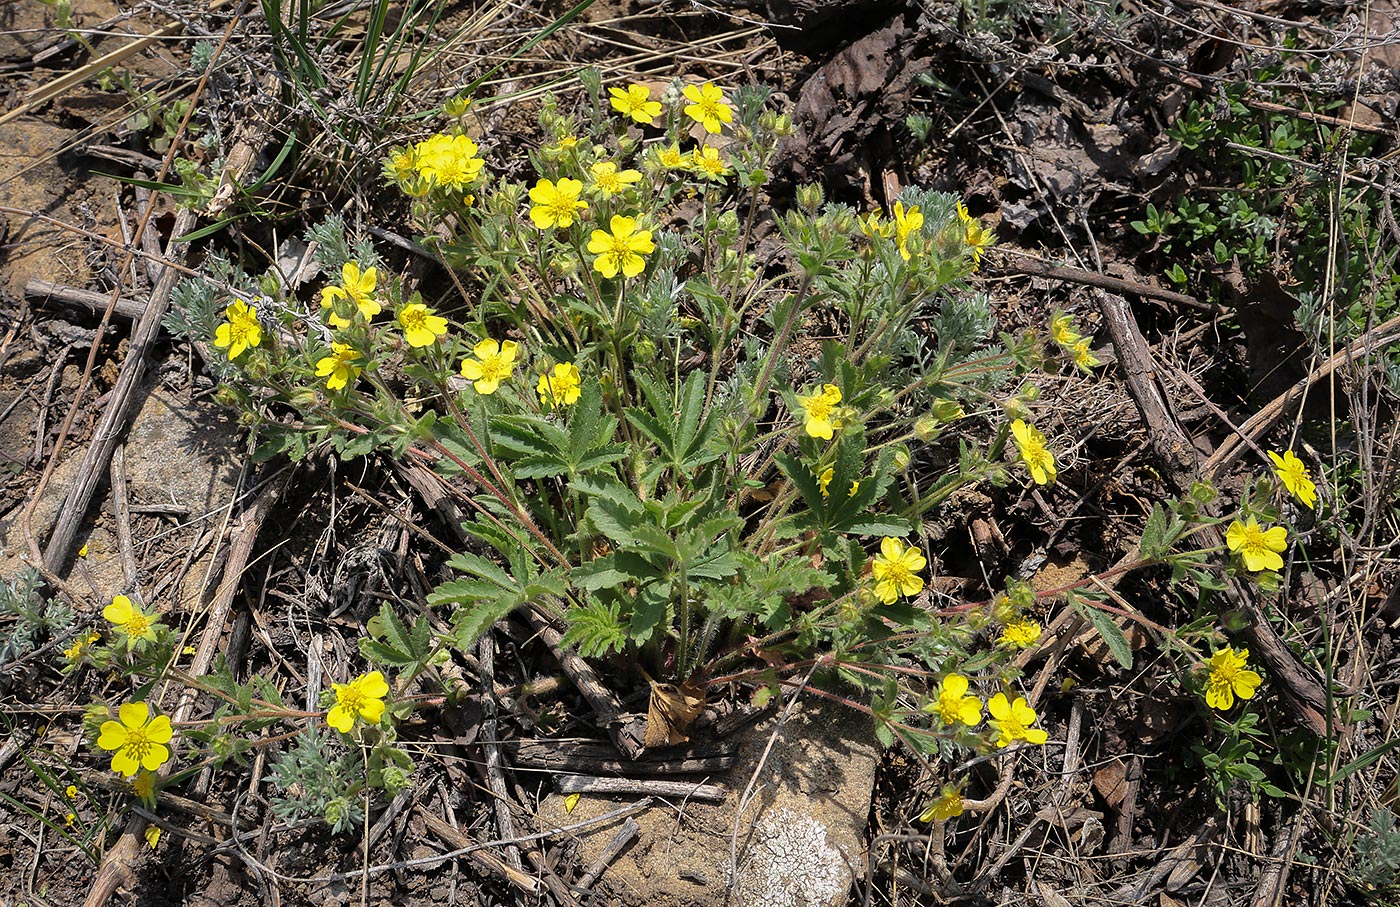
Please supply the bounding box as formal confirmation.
[361,601,434,668]
[625,371,723,483]
[491,380,625,480]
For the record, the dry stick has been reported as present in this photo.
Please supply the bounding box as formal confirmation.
[476,635,523,872]
[26,279,153,320]
[1202,310,1400,481]
[1095,288,1333,734]
[575,817,640,891]
[397,462,644,759]
[417,809,542,896]
[110,445,139,589]
[555,775,728,803]
[81,474,281,907]
[998,252,1222,314]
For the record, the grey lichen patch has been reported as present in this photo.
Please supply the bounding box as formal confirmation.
[736,808,850,907]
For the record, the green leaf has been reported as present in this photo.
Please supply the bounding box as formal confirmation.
[449,594,519,651]
[1139,504,1170,559]
[560,600,629,658]
[1070,593,1133,669]
[571,555,630,591]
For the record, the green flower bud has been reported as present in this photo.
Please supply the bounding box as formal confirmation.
[796,183,824,213]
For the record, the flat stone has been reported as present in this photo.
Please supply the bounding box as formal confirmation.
[536,697,878,907]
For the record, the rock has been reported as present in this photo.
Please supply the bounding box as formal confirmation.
[535,697,878,907]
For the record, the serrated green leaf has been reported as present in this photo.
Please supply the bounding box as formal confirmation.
[1071,595,1133,669]
[449,595,519,651]
[572,555,630,591]
[360,637,416,668]
[841,515,913,537]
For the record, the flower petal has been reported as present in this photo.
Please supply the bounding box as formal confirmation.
[118,701,150,730]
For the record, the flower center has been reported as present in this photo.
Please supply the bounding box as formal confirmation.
[123,726,152,760]
[403,310,426,331]
[126,613,150,636]
[339,688,366,715]
[481,355,512,382]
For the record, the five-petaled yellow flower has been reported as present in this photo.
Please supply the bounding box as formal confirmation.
[315,342,361,391]
[1203,646,1262,711]
[327,670,390,733]
[104,594,157,644]
[987,693,1048,747]
[681,82,734,134]
[537,362,583,407]
[529,178,589,230]
[1267,450,1317,510]
[588,215,654,279]
[956,201,993,265]
[321,262,381,328]
[398,302,449,348]
[1071,338,1100,371]
[590,161,642,197]
[691,145,729,180]
[1010,419,1056,485]
[797,383,843,440]
[213,299,262,360]
[1225,517,1288,572]
[609,83,662,125]
[998,619,1043,649]
[65,784,78,799]
[460,338,519,395]
[871,536,926,604]
[892,202,923,261]
[411,133,485,189]
[918,787,965,822]
[930,674,983,727]
[656,143,688,170]
[97,701,173,777]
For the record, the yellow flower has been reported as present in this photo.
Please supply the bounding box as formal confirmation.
[587,214,654,279]
[315,342,361,391]
[398,302,449,348]
[691,145,729,181]
[131,771,156,801]
[1071,338,1100,371]
[859,211,895,240]
[656,143,688,170]
[64,812,77,828]
[96,702,173,777]
[529,177,588,229]
[956,201,993,265]
[682,81,734,134]
[816,466,857,498]
[998,619,1043,649]
[1203,646,1263,711]
[556,134,578,150]
[918,787,965,822]
[412,133,485,189]
[537,362,582,407]
[78,543,89,557]
[1267,450,1317,510]
[1225,517,1288,572]
[609,83,662,125]
[892,202,923,261]
[1010,419,1056,485]
[930,674,982,727]
[327,670,390,733]
[1049,312,1080,348]
[385,146,417,183]
[212,299,262,360]
[460,338,519,395]
[103,595,157,644]
[63,630,100,662]
[590,161,642,197]
[871,536,926,604]
[797,383,843,440]
[320,262,381,328]
[65,784,77,799]
[987,693,1048,747]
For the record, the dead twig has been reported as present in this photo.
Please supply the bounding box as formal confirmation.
[554,775,729,803]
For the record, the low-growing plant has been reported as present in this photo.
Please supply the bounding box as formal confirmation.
[61,72,1330,828]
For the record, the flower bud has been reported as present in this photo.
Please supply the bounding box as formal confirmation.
[796,183,824,212]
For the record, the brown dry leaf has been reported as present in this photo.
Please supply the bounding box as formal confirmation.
[643,679,706,747]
